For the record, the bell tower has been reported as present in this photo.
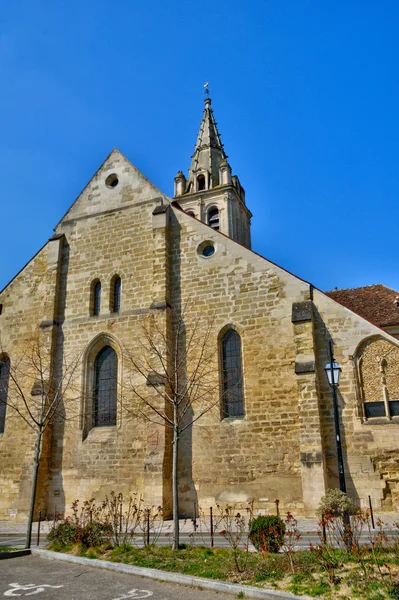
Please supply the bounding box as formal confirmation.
[174,94,252,248]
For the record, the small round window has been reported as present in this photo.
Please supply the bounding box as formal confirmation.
[202,245,215,257]
[105,173,119,188]
[197,240,216,259]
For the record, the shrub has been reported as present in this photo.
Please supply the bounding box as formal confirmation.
[216,501,254,573]
[48,518,79,546]
[47,494,163,549]
[317,489,355,517]
[80,521,112,547]
[249,515,285,553]
[48,517,111,548]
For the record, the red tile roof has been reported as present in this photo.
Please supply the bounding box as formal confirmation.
[325,284,399,328]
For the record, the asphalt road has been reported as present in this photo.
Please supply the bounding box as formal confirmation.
[0,532,321,550]
[0,555,233,600]
[2,530,397,551]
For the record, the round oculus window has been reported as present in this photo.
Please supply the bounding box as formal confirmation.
[202,245,215,257]
[197,240,216,258]
[105,173,119,188]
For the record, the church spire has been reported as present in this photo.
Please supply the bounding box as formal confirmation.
[173,89,252,249]
[186,95,227,193]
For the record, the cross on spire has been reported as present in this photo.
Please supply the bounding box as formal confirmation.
[203,81,211,96]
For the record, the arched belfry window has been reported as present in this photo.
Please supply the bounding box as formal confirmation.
[197,174,206,191]
[0,355,10,434]
[221,329,244,418]
[111,276,121,313]
[208,207,220,231]
[91,280,101,316]
[93,346,117,427]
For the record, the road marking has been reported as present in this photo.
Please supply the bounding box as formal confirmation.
[0,539,26,546]
[112,591,153,599]
[4,583,64,597]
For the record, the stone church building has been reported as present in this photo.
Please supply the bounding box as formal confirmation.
[1,96,399,521]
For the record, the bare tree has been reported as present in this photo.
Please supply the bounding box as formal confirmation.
[123,302,224,550]
[0,329,81,548]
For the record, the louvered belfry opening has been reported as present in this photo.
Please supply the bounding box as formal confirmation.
[208,207,220,230]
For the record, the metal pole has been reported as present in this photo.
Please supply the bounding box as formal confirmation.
[36,511,41,547]
[275,499,280,517]
[119,502,123,533]
[329,341,346,493]
[146,509,150,546]
[329,341,351,545]
[193,502,197,532]
[210,507,214,548]
[368,495,375,529]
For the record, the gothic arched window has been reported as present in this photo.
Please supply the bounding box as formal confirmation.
[111,276,121,313]
[197,174,206,191]
[93,346,117,427]
[92,280,101,316]
[208,207,220,231]
[221,329,244,418]
[0,355,10,434]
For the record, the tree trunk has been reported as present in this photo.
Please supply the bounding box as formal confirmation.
[26,428,42,548]
[172,424,179,550]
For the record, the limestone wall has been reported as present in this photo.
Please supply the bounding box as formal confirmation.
[0,237,62,520]
[169,208,311,515]
[3,148,399,521]
[46,151,172,518]
[312,290,399,509]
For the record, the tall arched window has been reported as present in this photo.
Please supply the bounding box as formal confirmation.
[112,277,121,313]
[0,355,10,434]
[197,174,206,191]
[93,346,117,427]
[92,281,101,316]
[221,329,244,418]
[208,207,220,231]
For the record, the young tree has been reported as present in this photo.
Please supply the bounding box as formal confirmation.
[0,330,81,548]
[123,302,226,550]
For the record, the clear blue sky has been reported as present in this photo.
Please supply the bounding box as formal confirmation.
[1,1,398,292]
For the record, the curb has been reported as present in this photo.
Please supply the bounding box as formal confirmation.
[31,548,311,600]
[0,549,31,560]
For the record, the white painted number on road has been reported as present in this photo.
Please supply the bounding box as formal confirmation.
[112,591,153,599]
[4,583,64,597]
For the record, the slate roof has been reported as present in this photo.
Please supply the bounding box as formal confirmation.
[325,284,399,328]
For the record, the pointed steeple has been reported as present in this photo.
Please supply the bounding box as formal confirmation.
[174,92,252,249]
[186,96,227,193]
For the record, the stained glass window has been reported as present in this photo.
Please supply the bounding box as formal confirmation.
[113,277,121,313]
[0,356,10,434]
[221,330,244,418]
[93,281,101,316]
[93,346,117,427]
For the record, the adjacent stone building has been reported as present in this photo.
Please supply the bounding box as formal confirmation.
[1,96,399,521]
[326,284,399,339]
